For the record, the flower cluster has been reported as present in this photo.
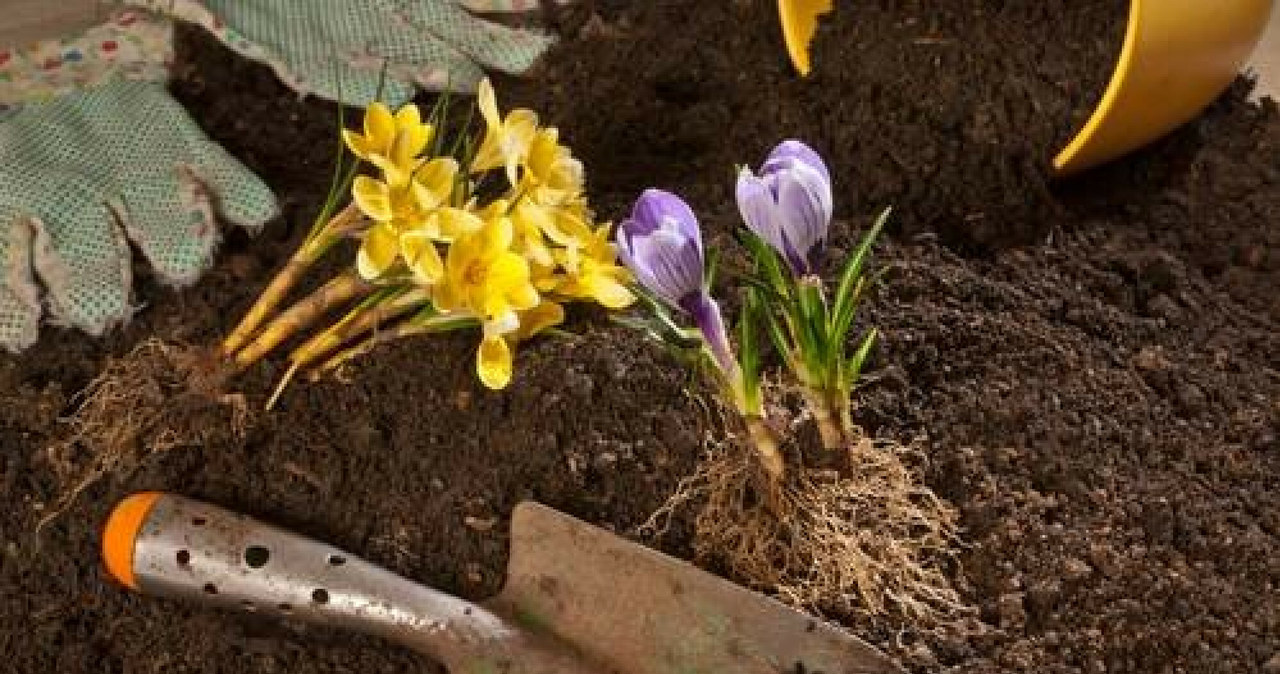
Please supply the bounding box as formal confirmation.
[221,79,634,399]
[337,80,634,389]
[618,139,886,478]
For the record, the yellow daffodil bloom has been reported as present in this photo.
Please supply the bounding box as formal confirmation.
[471,78,539,186]
[342,103,433,169]
[351,156,459,281]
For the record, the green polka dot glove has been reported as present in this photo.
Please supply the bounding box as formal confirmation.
[0,78,278,351]
[128,0,557,105]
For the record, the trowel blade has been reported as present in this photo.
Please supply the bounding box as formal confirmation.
[488,502,903,674]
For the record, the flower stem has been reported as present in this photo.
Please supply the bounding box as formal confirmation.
[221,203,362,358]
[685,292,737,378]
[232,269,371,370]
[744,413,785,483]
[310,314,473,378]
[802,387,844,450]
[833,388,856,441]
[743,413,786,512]
[288,288,431,372]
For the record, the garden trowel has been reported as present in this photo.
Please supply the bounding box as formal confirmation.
[103,492,902,674]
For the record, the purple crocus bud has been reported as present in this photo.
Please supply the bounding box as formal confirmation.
[736,139,833,276]
[617,189,736,375]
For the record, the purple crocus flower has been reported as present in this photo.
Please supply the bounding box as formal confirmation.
[617,189,736,375]
[736,139,833,276]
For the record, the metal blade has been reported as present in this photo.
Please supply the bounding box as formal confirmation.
[489,502,903,674]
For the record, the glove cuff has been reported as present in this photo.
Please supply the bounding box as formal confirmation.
[0,8,173,107]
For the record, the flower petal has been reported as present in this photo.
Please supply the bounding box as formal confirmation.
[764,139,830,185]
[435,207,484,241]
[476,335,513,390]
[352,176,393,222]
[400,230,444,284]
[736,170,787,253]
[488,252,531,291]
[775,163,832,267]
[542,209,591,247]
[383,130,417,172]
[477,78,501,134]
[394,103,422,129]
[356,222,399,280]
[629,228,703,308]
[516,301,565,340]
[412,157,460,210]
[480,215,515,257]
[342,129,373,160]
[630,189,699,244]
[364,102,396,152]
[582,273,635,309]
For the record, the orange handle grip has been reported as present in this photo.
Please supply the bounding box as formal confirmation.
[101,491,164,591]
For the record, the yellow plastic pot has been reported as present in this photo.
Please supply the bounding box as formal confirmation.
[1055,0,1274,175]
[777,0,1276,175]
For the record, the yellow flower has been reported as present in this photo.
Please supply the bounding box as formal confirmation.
[552,223,635,309]
[342,103,433,169]
[471,78,539,186]
[522,127,584,206]
[437,207,540,327]
[351,156,459,281]
[434,207,541,388]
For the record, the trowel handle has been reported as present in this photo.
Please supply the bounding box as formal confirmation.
[102,493,602,674]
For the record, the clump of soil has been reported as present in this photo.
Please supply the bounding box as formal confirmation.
[3,2,1279,674]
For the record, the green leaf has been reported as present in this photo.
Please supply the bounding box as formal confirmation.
[705,247,721,290]
[736,230,789,298]
[795,280,828,347]
[429,89,452,158]
[842,326,879,391]
[621,287,704,350]
[831,275,867,348]
[736,289,765,410]
[793,281,829,382]
[448,103,477,166]
[760,294,793,363]
[831,206,891,332]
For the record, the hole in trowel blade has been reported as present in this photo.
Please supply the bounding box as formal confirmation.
[176,550,191,566]
[311,588,329,604]
[244,545,270,568]
[192,516,207,526]
[327,554,346,566]
[203,583,218,595]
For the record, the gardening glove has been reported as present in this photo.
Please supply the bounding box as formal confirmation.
[127,0,557,105]
[0,10,278,352]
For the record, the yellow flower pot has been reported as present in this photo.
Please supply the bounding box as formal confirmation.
[1054,0,1275,175]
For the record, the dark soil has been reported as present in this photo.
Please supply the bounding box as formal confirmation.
[3,2,1279,673]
